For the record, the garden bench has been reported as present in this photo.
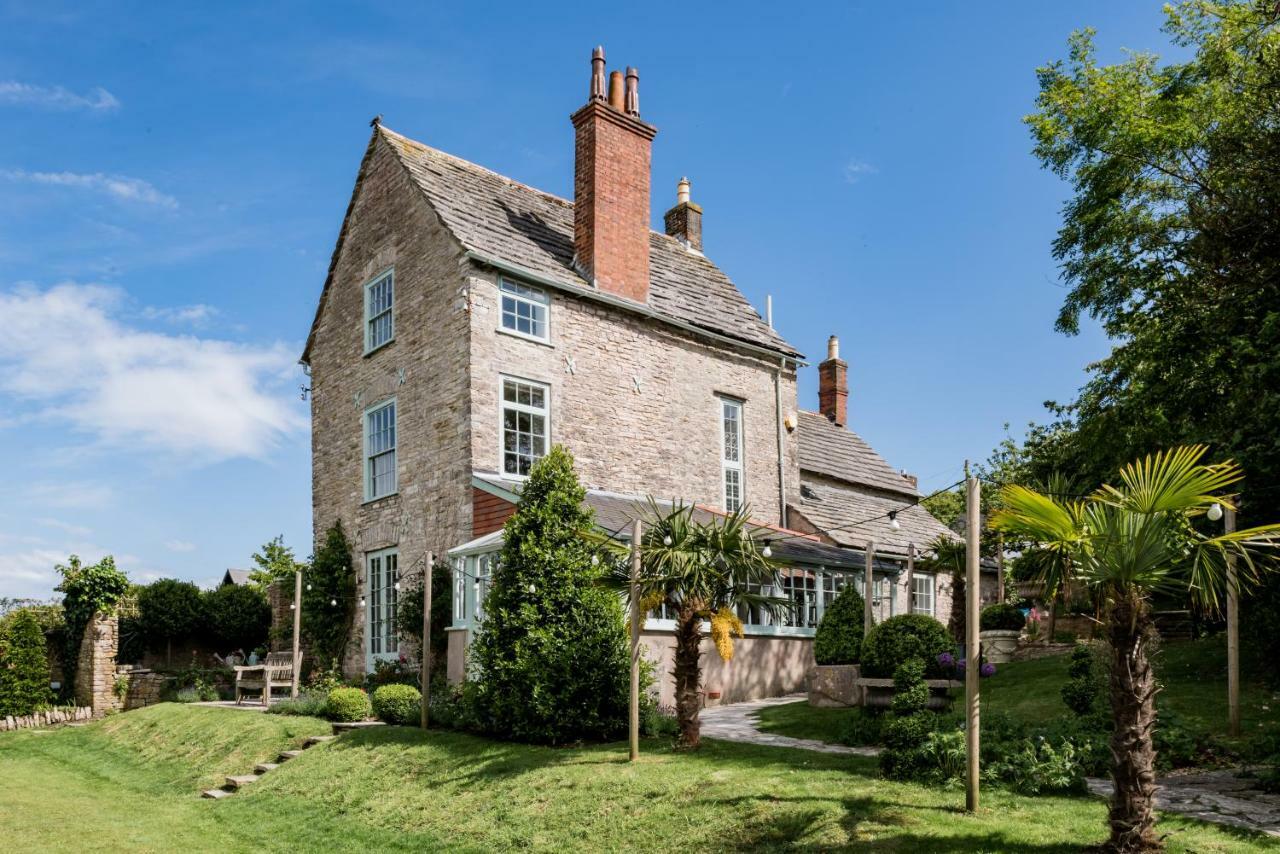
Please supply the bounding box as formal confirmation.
[234,652,301,707]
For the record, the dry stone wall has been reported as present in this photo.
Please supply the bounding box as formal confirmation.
[74,611,122,715]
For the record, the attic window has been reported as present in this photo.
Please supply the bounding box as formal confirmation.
[364,269,395,354]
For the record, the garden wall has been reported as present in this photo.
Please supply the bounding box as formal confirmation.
[1,706,93,732]
[639,631,814,707]
[75,612,122,715]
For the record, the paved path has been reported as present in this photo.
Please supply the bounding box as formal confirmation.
[702,696,1279,837]
[192,700,267,712]
[1087,771,1280,838]
[698,694,880,757]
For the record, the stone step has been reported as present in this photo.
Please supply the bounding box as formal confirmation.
[254,762,279,774]
[303,735,336,747]
[225,775,259,789]
[278,750,302,761]
[202,788,233,799]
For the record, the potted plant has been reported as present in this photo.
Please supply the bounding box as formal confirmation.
[979,603,1026,663]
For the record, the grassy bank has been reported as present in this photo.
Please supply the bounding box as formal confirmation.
[1,703,1276,851]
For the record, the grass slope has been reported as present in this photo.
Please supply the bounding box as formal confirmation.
[1,703,1276,852]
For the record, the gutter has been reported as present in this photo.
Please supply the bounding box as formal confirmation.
[463,249,807,366]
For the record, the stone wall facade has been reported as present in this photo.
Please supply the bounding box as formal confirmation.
[74,612,121,715]
[118,667,175,710]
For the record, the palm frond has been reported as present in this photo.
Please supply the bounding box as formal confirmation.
[1107,446,1243,514]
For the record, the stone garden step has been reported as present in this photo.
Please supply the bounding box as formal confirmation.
[278,749,302,761]
[254,762,279,774]
[201,788,233,799]
[225,774,259,789]
[303,735,336,747]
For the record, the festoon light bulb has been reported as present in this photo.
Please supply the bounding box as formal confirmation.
[1208,502,1224,522]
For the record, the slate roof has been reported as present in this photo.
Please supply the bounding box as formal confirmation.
[469,472,862,569]
[796,410,918,497]
[221,569,252,587]
[792,476,957,557]
[374,126,801,358]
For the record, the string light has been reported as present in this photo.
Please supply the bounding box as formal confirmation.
[306,583,313,592]
[330,598,337,606]
[289,603,295,610]
[663,535,673,546]
[591,554,600,566]
[359,597,366,608]
[1208,502,1224,522]
[889,511,901,531]
[761,541,773,558]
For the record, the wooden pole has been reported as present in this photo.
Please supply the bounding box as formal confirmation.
[965,474,981,812]
[905,542,916,614]
[629,519,643,761]
[864,541,875,634]
[291,568,302,699]
[1225,505,1239,737]
[421,552,434,730]
[996,533,1005,603]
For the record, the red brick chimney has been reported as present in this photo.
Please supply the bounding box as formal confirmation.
[818,335,848,427]
[571,47,657,303]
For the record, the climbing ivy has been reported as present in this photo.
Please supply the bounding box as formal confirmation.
[55,555,129,700]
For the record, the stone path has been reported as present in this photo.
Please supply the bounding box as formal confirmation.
[703,696,1279,837]
[698,694,880,757]
[1086,771,1280,838]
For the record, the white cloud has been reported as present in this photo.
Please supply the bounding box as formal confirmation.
[141,304,218,325]
[165,539,196,553]
[0,170,177,209]
[29,480,115,509]
[0,283,307,461]
[843,158,878,184]
[36,517,93,537]
[0,81,120,112]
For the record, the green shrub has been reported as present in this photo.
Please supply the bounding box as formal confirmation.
[861,615,953,679]
[304,522,356,673]
[393,569,452,682]
[427,677,477,732]
[372,683,421,725]
[55,555,129,700]
[468,446,631,745]
[264,690,329,717]
[364,657,417,690]
[985,738,1088,795]
[136,579,204,664]
[834,707,883,747]
[0,609,53,716]
[812,584,865,665]
[202,584,270,652]
[980,603,1026,632]
[880,657,946,780]
[326,686,371,722]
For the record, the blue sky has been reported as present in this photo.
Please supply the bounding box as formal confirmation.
[0,2,1177,598]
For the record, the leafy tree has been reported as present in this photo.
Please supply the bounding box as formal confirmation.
[393,566,452,681]
[812,584,865,665]
[991,446,1280,851]
[0,609,53,716]
[304,521,356,672]
[202,585,271,652]
[597,500,784,750]
[136,579,204,666]
[1024,1,1280,676]
[469,446,631,744]
[249,535,306,591]
[55,555,129,699]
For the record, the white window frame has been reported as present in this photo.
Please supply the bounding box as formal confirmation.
[497,277,551,343]
[911,572,936,617]
[365,546,399,669]
[363,398,397,502]
[719,396,745,513]
[499,375,550,478]
[363,269,395,354]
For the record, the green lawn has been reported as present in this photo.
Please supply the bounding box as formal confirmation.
[758,636,1280,750]
[1,703,1276,852]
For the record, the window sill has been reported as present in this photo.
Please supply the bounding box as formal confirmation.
[445,626,469,633]
[495,327,553,348]
[363,338,395,358]
[362,491,400,506]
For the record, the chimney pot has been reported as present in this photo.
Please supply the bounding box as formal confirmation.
[818,334,848,427]
[676,176,690,205]
[608,70,625,111]
[590,46,607,101]
[663,176,703,251]
[624,66,639,116]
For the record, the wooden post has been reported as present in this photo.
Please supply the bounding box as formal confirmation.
[905,542,915,614]
[1225,505,1239,737]
[996,533,1005,603]
[629,519,642,761]
[291,568,302,699]
[965,475,981,812]
[421,552,434,730]
[864,541,875,634]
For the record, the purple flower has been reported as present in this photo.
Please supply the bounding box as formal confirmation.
[956,659,967,673]
[980,662,997,678]
[937,652,955,667]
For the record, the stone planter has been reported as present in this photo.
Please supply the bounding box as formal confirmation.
[980,629,1022,664]
[856,677,960,710]
[1015,580,1047,600]
[807,664,862,708]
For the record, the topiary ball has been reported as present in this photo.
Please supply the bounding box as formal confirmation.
[860,614,953,679]
[979,603,1026,632]
[813,584,866,665]
[326,686,372,722]
[371,683,422,725]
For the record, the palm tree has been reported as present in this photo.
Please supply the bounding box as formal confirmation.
[595,501,785,749]
[990,446,1280,852]
[919,535,966,642]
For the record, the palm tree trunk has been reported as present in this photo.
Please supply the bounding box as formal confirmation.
[673,605,703,750]
[1106,595,1160,852]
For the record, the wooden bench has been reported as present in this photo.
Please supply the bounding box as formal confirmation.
[234,652,301,707]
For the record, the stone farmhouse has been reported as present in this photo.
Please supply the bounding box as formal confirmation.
[301,47,996,701]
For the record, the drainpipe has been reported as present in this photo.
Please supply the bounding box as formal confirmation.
[775,356,788,529]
